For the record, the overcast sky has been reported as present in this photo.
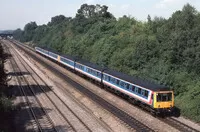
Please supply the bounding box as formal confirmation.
[0,0,200,30]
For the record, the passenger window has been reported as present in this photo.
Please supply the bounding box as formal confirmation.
[120,81,125,87]
[135,87,138,93]
[124,83,127,88]
[132,86,135,92]
[138,88,141,94]
[129,85,132,89]
[144,91,149,97]
[116,80,119,85]
[106,75,108,81]
[141,90,144,96]
[108,76,110,81]
[111,77,115,83]
[126,84,129,89]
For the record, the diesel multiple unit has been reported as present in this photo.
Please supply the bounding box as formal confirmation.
[35,47,174,114]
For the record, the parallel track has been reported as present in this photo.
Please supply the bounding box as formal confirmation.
[11,40,155,131]
[4,43,57,132]
[8,41,92,132]
[162,117,199,132]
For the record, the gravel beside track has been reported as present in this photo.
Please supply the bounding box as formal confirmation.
[3,43,57,132]
[161,117,199,132]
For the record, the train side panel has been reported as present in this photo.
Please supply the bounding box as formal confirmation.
[75,62,102,82]
[102,73,153,106]
[60,56,75,69]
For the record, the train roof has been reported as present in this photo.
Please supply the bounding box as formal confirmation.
[36,46,76,61]
[43,47,61,55]
[104,69,170,91]
[60,54,76,61]
[76,59,104,71]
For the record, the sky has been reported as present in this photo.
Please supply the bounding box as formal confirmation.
[0,0,200,30]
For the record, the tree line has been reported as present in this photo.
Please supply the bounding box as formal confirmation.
[13,3,200,122]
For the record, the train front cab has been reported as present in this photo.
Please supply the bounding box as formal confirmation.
[153,91,174,113]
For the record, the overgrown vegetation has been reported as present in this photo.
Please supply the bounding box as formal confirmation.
[13,3,200,122]
[0,41,14,131]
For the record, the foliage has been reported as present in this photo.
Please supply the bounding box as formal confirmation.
[13,3,200,122]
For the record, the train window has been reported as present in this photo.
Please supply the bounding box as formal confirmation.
[111,77,115,83]
[132,86,135,92]
[138,88,141,94]
[116,80,119,85]
[129,84,132,89]
[120,81,125,87]
[110,77,113,82]
[99,73,101,77]
[91,70,94,74]
[108,76,111,81]
[93,71,96,76]
[144,91,149,97]
[141,90,144,96]
[157,93,172,102]
[124,83,127,88]
[105,75,108,81]
[126,84,129,90]
[135,87,138,93]
[157,94,162,102]
[103,75,106,80]
[80,65,83,70]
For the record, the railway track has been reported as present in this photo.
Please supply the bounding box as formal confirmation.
[11,40,155,131]
[162,117,199,132]
[3,44,57,132]
[7,41,93,132]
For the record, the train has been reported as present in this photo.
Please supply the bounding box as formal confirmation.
[35,46,174,114]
